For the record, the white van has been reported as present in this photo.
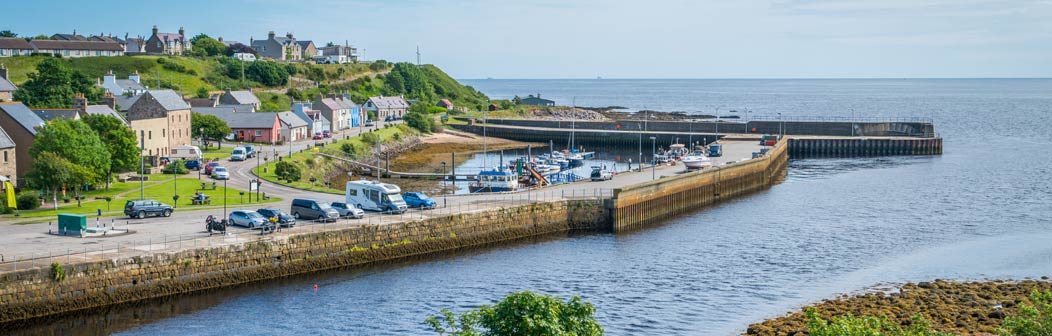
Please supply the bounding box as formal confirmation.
[230,147,247,161]
[345,180,408,213]
[170,145,203,160]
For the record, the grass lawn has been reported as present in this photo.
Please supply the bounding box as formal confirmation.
[252,125,417,195]
[7,174,279,219]
[202,146,234,160]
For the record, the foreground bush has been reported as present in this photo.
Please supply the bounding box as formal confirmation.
[426,290,603,336]
[999,291,1052,336]
[16,191,41,210]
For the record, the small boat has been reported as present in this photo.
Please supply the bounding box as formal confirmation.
[545,157,569,169]
[470,169,520,193]
[682,154,713,170]
[567,153,585,168]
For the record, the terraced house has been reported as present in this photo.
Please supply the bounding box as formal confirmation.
[0,38,33,57]
[29,40,124,57]
[127,90,192,164]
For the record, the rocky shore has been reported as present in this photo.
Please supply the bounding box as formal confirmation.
[745,279,1052,335]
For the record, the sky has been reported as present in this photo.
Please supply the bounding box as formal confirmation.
[4,0,1051,79]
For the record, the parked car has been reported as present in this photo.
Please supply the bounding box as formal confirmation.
[212,167,230,180]
[244,145,256,158]
[290,198,339,221]
[124,200,173,219]
[204,162,221,175]
[402,192,437,209]
[331,202,365,219]
[228,210,268,228]
[364,120,375,127]
[384,115,393,122]
[322,130,331,138]
[590,166,614,181]
[230,147,247,161]
[708,143,723,157]
[256,208,296,227]
[184,159,201,171]
[312,132,324,140]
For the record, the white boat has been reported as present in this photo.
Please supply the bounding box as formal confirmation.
[469,169,519,193]
[682,154,713,170]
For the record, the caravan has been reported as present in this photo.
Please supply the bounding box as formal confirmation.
[170,145,203,160]
[345,180,408,213]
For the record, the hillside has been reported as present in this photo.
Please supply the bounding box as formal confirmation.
[2,55,490,112]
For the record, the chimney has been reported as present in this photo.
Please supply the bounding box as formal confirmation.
[152,25,158,36]
[103,70,116,85]
[0,63,7,80]
[101,92,116,110]
[72,93,88,113]
[328,93,339,100]
[218,36,224,43]
[178,26,185,37]
[268,31,276,40]
[129,71,141,84]
[286,32,293,39]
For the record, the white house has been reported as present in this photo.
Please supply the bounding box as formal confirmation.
[100,70,147,96]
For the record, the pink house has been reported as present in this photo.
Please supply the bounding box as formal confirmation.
[192,107,282,144]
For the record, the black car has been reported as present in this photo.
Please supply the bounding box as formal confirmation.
[256,208,296,227]
[124,200,173,219]
[184,160,201,170]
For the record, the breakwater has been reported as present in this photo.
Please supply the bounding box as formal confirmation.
[610,139,788,232]
[0,200,607,325]
[465,117,936,137]
[788,137,942,157]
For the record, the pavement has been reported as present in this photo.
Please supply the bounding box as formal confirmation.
[0,126,762,272]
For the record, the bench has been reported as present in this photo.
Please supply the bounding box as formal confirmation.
[191,197,212,205]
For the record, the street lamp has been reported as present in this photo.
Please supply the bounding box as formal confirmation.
[778,112,783,138]
[223,177,228,221]
[649,136,657,180]
[441,161,447,187]
[638,123,643,172]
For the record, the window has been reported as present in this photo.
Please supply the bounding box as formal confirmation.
[3,151,7,162]
[96,50,101,56]
[255,130,262,137]
[63,50,69,56]
[148,131,152,139]
[348,189,357,197]
[0,49,5,56]
[163,129,166,137]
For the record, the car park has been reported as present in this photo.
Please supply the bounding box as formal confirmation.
[184,160,201,171]
[204,162,221,174]
[228,210,268,228]
[124,200,173,219]
[290,199,340,221]
[331,202,365,219]
[402,192,437,209]
[256,208,296,227]
[212,167,230,180]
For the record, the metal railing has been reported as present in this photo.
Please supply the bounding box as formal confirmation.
[0,187,615,275]
[743,115,934,123]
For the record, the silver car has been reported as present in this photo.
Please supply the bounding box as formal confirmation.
[228,210,268,228]
[331,202,365,219]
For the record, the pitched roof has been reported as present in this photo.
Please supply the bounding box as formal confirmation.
[89,35,124,43]
[273,36,295,46]
[0,76,15,92]
[223,90,260,106]
[336,95,358,108]
[193,107,279,129]
[30,40,124,51]
[32,109,80,121]
[0,102,46,135]
[145,90,191,111]
[155,33,184,42]
[367,96,410,109]
[85,105,127,124]
[113,94,142,112]
[296,40,314,49]
[0,125,14,149]
[277,112,307,128]
[0,37,33,49]
[317,98,344,111]
[217,104,255,113]
[116,79,146,91]
[52,33,87,41]
[186,97,216,107]
[438,99,453,107]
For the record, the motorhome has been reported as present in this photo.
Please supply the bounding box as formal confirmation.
[170,145,203,160]
[345,180,408,213]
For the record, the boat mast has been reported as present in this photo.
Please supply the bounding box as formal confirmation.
[483,105,488,169]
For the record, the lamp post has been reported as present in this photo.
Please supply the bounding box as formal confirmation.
[441,161,447,187]
[637,124,643,172]
[649,136,657,180]
[223,177,228,221]
[140,130,145,200]
[778,112,783,138]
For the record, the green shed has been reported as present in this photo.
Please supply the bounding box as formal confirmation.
[58,214,87,233]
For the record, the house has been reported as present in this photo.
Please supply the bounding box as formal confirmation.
[292,102,327,136]
[297,40,317,59]
[100,70,147,96]
[185,95,218,108]
[89,35,127,50]
[111,93,142,112]
[127,90,192,162]
[218,89,260,110]
[437,99,454,110]
[29,40,124,57]
[0,126,15,187]
[522,94,555,106]
[319,44,358,62]
[73,92,127,124]
[488,103,499,111]
[51,32,87,41]
[0,102,45,186]
[251,32,301,61]
[144,25,190,55]
[32,108,80,121]
[0,38,34,57]
[192,106,281,144]
[276,111,308,142]
[339,94,362,127]
[0,64,15,101]
[313,94,353,131]
[363,95,409,119]
[124,35,146,53]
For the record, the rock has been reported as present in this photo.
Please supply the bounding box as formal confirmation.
[988,311,1006,319]
[918,281,934,289]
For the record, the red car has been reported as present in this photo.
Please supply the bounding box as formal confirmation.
[204,162,221,175]
[312,132,324,140]
[322,130,332,138]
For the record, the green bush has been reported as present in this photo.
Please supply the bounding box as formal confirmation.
[50,263,65,282]
[426,290,603,336]
[806,308,950,336]
[162,160,189,174]
[16,191,41,210]
[274,160,301,182]
[404,112,433,133]
[999,291,1052,336]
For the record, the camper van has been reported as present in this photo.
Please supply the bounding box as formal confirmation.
[345,180,408,213]
[170,145,203,160]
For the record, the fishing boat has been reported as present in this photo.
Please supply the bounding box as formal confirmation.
[682,154,713,170]
[545,157,569,169]
[567,152,586,168]
[469,169,519,193]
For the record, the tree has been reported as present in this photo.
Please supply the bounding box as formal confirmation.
[247,60,289,86]
[0,30,16,38]
[26,151,93,209]
[274,161,301,183]
[404,112,433,133]
[29,120,110,208]
[190,34,227,57]
[999,291,1052,336]
[82,114,139,190]
[225,43,256,56]
[191,113,232,149]
[195,87,210,99]
[426,291,603,336]
[13,58,100,108]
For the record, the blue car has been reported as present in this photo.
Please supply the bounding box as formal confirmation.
[403,192,436,209]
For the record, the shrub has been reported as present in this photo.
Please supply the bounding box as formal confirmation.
[16,191,41,210]
[274,160,301,182]
[806,308,949,336]
[404,112,432,133]
[999,290,1052,336]
[50,263,65,282]
[162,160,189,174]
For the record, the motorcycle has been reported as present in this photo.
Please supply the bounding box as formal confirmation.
[206,215,227,235]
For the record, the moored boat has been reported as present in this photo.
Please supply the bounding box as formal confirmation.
[469,170,520,193]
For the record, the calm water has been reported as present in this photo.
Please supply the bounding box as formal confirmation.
[33,79,1052,335]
